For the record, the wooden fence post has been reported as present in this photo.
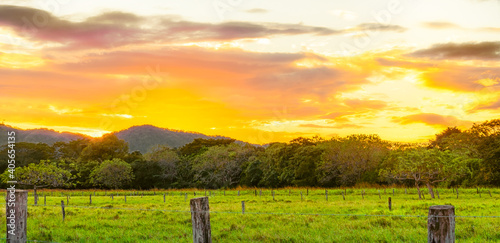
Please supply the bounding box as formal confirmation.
[125,195,127,203]
[238,191,240,196]
[67,195,69,205]
[190,197,212,243]
[163,193,166,202]
[342,192,345,200]
[362,190,364,200]
[388,197,392,211]
[428,205,455,243]
[300,192,303,201]
[272,190,275,201]
[325,190,328,201]
[185,193,188,202]
[61,200,65,221]
[241,201,245,214]
[44,195,46,206]
[488,190,492,197]
[307,188,309,196]
[378,190,381,199]
[393,189,395,196]
[89,194,92,204]
[6,189,28,243]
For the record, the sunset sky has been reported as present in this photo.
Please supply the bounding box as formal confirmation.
[1,0,500,144]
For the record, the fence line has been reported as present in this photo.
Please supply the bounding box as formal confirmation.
[5,203,500,219]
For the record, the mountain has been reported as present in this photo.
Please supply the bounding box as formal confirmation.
[113,125,231,153]
[0,124,87,145]
[0,124,245,153]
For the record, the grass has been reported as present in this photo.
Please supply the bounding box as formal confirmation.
[0,188,499,242]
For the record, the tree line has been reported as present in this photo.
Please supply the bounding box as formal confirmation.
[1,119,499,194]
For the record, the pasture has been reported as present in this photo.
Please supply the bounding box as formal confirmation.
[1,188,499,242]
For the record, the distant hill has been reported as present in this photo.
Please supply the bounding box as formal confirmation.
[0,124,248,154]
[114,125,231,153]
[0,124,87,145]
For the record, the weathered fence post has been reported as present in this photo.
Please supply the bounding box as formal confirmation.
[259,189,262,197]
[241,201,245,214]
[300,192,303,201]
[428,205,455,243]
[388,197,392,211]
[61,200,65,222]
[307,188,309,196]
[66,195,69,205]
[238,191,240,196]
[436,189,440,199]
[476,188,479,194]
[272,190,275,201]
[488,190,492,197]
[124,195,127,203]
[342,192,345,200]
[6,189,28,243]
[111,194,114,200]
[89,194,92,204]
[405,188,407,194]
[393,189,395,196]
[185,193,188,202]
[378,190,381,199]
[164,193,166,202]
[44,195,46,206]
[190,197,212,243]
[362,190,364,200]
[325,190,328,201]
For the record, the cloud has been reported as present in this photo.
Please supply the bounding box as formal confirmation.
[245,8,268,14]
[347,23,406,33]
[421,21,460,29]
[299,123,363,129]
[344,99,388,110]
[419,66,500,92]
[0,5,343,50]
[393,113,473,127]
[376,57,435,69]
[320,111,353,120]
[408,41,500,60]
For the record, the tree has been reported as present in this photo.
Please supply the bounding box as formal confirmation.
[0,142,54,170]
[90,158,134,189]
[144,145,180,187]
[291,145,323,186]
[429,127,462,149]
[318,135,389,186]
[192,144,253,188]
[1,160,72,195]
[80,134,129,162]
[381,147,475,199]
[179,138,235,157]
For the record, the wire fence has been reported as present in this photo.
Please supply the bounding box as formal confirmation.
[3,189,500,242]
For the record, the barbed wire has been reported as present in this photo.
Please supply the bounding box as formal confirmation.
[4,203,499,219]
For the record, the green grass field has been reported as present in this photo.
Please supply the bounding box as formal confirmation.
[1,188,499,242]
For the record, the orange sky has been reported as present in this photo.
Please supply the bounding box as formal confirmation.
[1,0,500,144]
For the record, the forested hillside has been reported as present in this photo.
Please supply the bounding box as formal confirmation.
[1,119,499,193]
